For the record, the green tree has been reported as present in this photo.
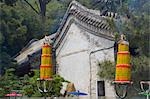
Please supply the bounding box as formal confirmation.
[124,14,150,56]
[22,72,68,97]
[0,68,20,97]
[0,1,45,74]
[1,0,17,6]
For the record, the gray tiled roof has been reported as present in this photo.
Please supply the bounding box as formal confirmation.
[53,0,116,48]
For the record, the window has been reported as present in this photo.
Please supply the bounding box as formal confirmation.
[97,81,105,96]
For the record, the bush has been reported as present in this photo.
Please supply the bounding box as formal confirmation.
[22,71,69,97]
[0,69,68,97]
[97,60,115,80]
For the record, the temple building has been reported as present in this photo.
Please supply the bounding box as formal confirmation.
[15,1,117,99]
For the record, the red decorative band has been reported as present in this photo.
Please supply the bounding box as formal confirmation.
[43,44,52,47]
[40,65,52,68]
[118,51,130,54]
[40,77,52,80]
[116,64,131,68]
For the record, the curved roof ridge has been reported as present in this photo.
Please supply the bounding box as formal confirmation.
[56,0,110,35]
[54,0,115,48]
[70,0,100,16]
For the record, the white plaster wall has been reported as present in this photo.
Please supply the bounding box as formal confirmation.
[105,81,116,99]
[56,23,89,56]
[56,23,90,99]
[58,52,90,94]
[80,26,116,99]
[91,49,116,99]
[89,44,116,99]
[56,23,116,99]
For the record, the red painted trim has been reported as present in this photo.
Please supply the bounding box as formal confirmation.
[116,64,131,68]
[118,51,130,54]
[43,44,52,47]
[40,65,52,68]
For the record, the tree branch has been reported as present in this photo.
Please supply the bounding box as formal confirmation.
[24,0,39,14]
[35,1,40,13]
[39,0,46,16]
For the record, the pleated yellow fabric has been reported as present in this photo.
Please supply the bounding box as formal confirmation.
[115,40,131,83]
[40,43,52,80]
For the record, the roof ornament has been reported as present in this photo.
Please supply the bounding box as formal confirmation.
[118,34,129,46]
[120,34,126,40]
[44,35,52,45]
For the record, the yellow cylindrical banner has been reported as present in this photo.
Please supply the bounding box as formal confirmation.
[115,38,131,83]
[115,64,131,81]
[41,55,52,65]
[42,44,51,54]
[40,43,53,80]
[117,52,130,64]
[118,41,129,51]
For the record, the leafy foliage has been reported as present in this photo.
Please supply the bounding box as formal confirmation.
[1,0,18,6]
[48,75,69,97]
[22,73,69,97]
[0,52,17,75]
[97,60,115,80]
[21,70,42,97]
[0,3,43,56]
[0,68,20,97]
[107,0,150,57]
[131,56,150,81]
[0,1,43,74]
[124,14,150,56]
[0,69,68,97]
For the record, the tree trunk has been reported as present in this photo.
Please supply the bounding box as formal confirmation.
[39,0,47,34]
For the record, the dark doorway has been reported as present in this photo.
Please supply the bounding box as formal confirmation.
[97,81,105,96]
